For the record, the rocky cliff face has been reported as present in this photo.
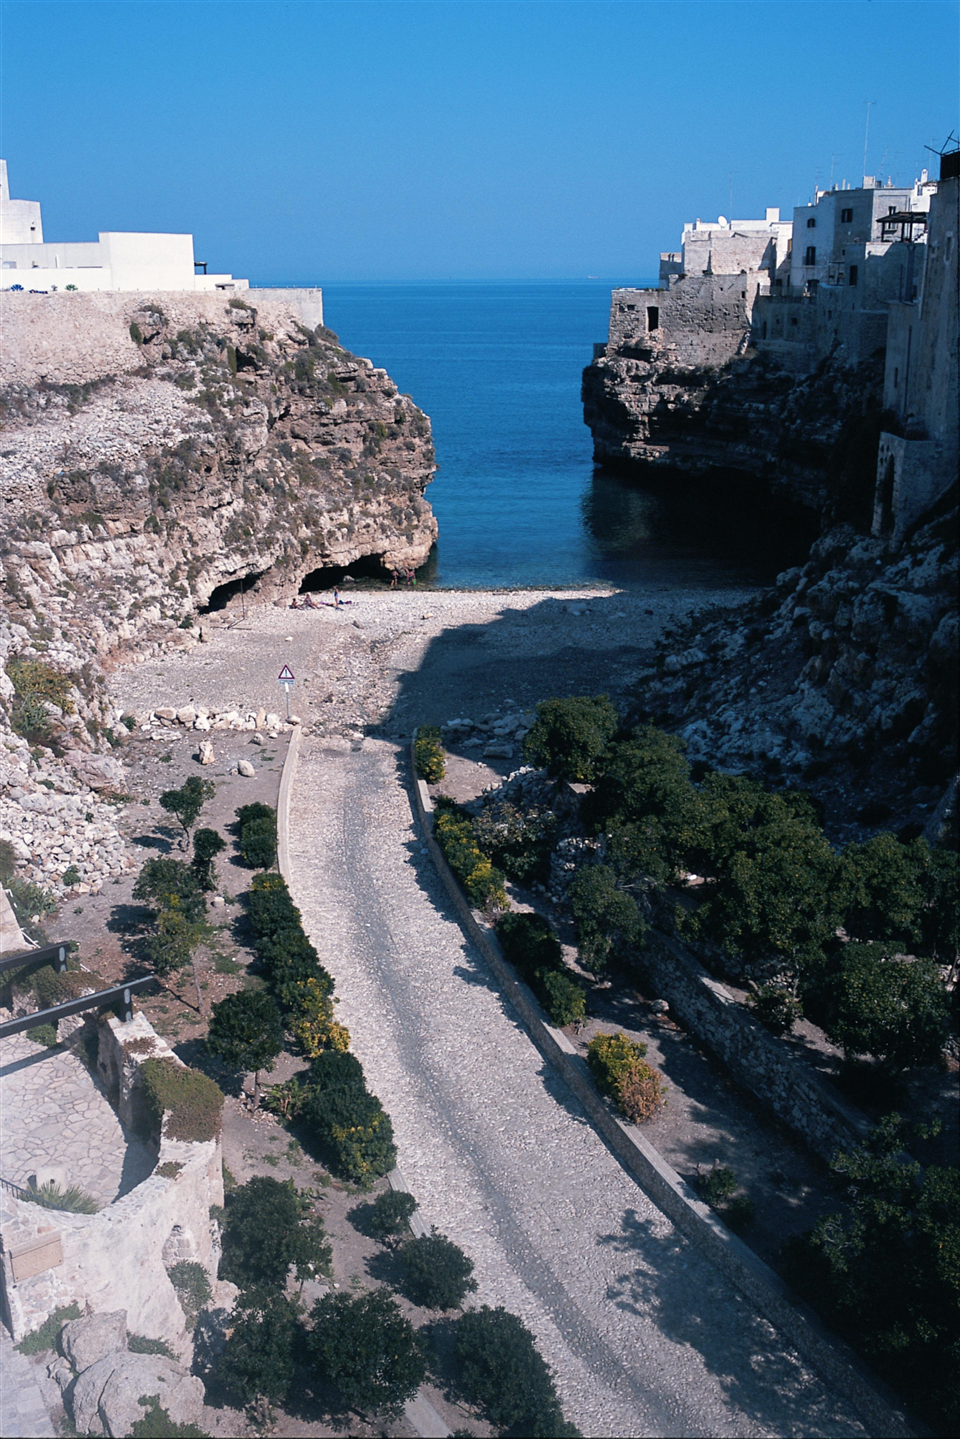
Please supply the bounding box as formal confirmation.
[0,290,437,903]
[582,344,885,524]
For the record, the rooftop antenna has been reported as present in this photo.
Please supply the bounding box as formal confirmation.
[862,100,875,181]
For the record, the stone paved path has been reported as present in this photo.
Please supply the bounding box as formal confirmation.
[289,736,869,1439]
[0,1034,154,1204]
[0,1330,57,1438]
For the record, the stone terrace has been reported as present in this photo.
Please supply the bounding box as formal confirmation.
[0,1034,153,1205]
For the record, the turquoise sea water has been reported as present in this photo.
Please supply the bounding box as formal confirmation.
[266,280,792,590]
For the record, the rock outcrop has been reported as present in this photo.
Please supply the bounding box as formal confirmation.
[0,289,437,900]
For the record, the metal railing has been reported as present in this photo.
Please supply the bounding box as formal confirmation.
[0,941,74,976]
[0,975,158,1040]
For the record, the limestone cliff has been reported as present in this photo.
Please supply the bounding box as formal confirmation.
[0,290,436,901]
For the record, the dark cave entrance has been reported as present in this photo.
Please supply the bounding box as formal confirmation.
[199,568,270,614]
[298,553,393,591]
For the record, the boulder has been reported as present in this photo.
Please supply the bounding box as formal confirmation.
[60,1310,128,1372]
[71,1352,203,1438]
[175,707,197,726]
[483,742,514,759]
[196,741,215,766]
[236,759,256,777]
[64,751,125,791]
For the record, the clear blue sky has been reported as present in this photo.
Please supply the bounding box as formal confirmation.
[2,1,957,281]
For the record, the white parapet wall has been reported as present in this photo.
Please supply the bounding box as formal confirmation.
[0,1012,224,1353]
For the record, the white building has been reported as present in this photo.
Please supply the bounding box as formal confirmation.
[0,161,248,293]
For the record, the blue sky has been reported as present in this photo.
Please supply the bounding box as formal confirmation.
[2,1,957,280]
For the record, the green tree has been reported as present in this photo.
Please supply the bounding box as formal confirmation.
[833,833,930,946]
[220,1176,331,1292]
[534,967,587,1028]
[689,775,839,981]
[207,990,284,1105]
[216,1289,300,1406]
[590,726,706,881]
[568,865,645,970]
[159,777,215,848]
[921,847,960,966]
[523,695,619,782]
[192,828,225,892]
[235,803,278,870]
[306,1288,426,1417]
[495,911,563,977]
[452,1306,579,1437]
[791,1116,960,1432]
[365,1189,418,1245]
[399,1229,477,1310]
[144,901,205,979]
[822,942,948,1068]
[133,858,205,924]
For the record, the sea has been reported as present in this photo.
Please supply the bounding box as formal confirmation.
[262,280,797,591]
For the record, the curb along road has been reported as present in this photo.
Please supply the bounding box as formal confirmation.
[283,730,886,1438]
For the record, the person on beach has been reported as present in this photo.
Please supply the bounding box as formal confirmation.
[333,587,341,609]
[390,568,399,588]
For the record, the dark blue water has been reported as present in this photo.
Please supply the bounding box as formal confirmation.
[265,281,785,590]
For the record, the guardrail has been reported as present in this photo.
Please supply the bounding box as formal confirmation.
[0,941,74,976]
[0,976,158,1039]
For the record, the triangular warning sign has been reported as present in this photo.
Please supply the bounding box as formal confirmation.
[278,665,295,682]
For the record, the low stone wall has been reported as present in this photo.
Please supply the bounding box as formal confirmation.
[0,1013,223,1353]
[408,751,915,1438]
[640,934,870,1162]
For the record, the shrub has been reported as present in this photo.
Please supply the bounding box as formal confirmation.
[306,1288,426,1417]
[568,865,645,969]
[207,990,284,1103]
[16,1303,81,1354]
[821,942,948,1068]
[452,1305,578,1436]
[495,910,563,977]
[22,1180,98,1213]
[145,902,206,978]
[587,1030,665,1123]
[287,977,350,1057]
[235,803,278,869]
[139,1058,224,1142]
[747,984,801,1035]
[473,798,557,883]
[29,1023,59,1047]
[303,1082,397,1185]
[414,725,445,783]
[129,1395,206,1436]
[697,1165,738,1208]
[217,1290,299,1406]
[192,828,225,891]
[133,858,205,925]
[365,1188,418,1244]
[167,1261,211,1327]
[523,695,619,782]
[833,833,929,946]
[128,1335,178,1360]
[589,726,705,881]
[400,1229,477,1309]
[159,777,215,845]
[220,1176,331,1292]
[434,805,507,909]
[534,967,586,1028]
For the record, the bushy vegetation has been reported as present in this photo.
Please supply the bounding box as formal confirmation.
[16,1303,81,1354]
[5,656,75,746]
[784,1116,960,1432]
[139,1057,223,1143]
[364,1188,418,1244]
[473,798,557,882]
[494,911,586,1027]
[217,1290,300,1407]
[192,827,225,891]
[452,1305,580,1436]
[398,1229,477,1309]
[523,694,619,782]
[306,1288,426,1417]
[22,1180,98,1213]
[235,801,278,870]
[219,1175,330,1292]
[587,1030,666,1123]
[434,800,507,909]
[159,777,215,846]
[568,865,645,970]
[414,725,445,783]
[819,943,949,1069]
[207,989,284,1104]
[133,858,207,978]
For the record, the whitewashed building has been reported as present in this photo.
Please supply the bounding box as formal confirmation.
[0,161,248,293]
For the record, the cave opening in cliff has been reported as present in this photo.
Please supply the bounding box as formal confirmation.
[299,553,392,591]
[199,568,271,614]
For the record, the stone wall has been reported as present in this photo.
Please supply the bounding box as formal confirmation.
[606,275,758,368]
[0,1014,223,1352]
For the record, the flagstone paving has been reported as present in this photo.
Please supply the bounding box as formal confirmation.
[0,1034,154,1205]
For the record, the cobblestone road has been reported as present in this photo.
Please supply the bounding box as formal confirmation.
[289,736,868,1439]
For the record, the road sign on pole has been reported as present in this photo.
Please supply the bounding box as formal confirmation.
[278,664,295,720]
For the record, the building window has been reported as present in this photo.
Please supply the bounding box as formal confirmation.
[841,207,853,223]
[849,265,858,286]
[893,367,899,388]
[789,317,798,327]
[804,246,816,266]
[806,217,816,228]
[646,306,660,332]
